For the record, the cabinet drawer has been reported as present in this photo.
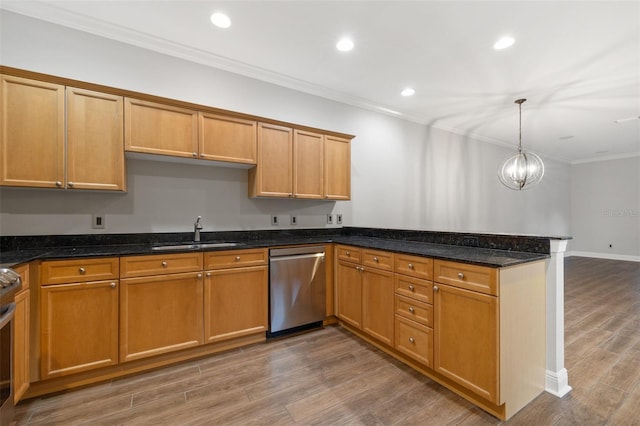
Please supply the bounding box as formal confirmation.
[395,315,433,368]
[120,253,203,278]
[394,275,433,304]
[41,257,119,285]
[204,248,267,270]
[336,245,361,263]
[434,260,498,296]
[362,249,393,271]
[394,254,433,280]
[395,295,433,327]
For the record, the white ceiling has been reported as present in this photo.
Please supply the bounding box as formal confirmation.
[2,1,639,164]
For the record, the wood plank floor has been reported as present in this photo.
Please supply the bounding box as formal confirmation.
[14,256,640,425]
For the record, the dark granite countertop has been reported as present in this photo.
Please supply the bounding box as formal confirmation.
[0,230,550,269]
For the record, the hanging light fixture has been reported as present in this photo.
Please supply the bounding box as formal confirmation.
[498,98,545,190]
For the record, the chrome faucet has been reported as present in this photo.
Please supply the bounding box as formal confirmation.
[194,216,203,242]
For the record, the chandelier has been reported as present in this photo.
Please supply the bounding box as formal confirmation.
[497,99,544,190]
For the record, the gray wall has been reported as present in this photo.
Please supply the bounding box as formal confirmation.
[570,156,640,259]
[0,11,571,237]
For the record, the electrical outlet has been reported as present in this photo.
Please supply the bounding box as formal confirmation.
[336,214,343,225]
[291,215,298,225]
[92,214,105,229]
[271,215,279,226]
[327,214,334,225]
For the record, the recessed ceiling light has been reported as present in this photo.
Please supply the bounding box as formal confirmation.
[336,37,354,52]
[494,36,515,50]
[210,12,231,29]
[401,88,416,97]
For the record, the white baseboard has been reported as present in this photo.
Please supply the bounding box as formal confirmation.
[566,251,640,262]
[545,369,572,398]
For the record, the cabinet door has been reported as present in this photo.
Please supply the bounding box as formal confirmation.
[324,135,351,200]
[124,98,198,158]
[293,129,324,199]
[66,87,126,191]
[434,283,499,404]
[199,113,256,164]
[120,272,203,362]
[204,266,267,343]
[249,123,293,197]
[335,260,362,329]
[13,289,30,403]
[0,75,65,188]
[40,280,119,379]
[362,267,395,346]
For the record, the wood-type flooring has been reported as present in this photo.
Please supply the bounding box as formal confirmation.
[14,256,640,425]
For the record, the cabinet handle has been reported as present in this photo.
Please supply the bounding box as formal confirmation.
[67,182,75,187]
[408,263,414,269]
[55,181,62,187]
[206,272,212,277]
[346,251,350,256]
[192,152,197,157]
[79,267,86,274]
[433,285,439,292]
[162,261,168,267]
[289,193,293,198]
[110,282,116,288]
[373,257,379,262]
[235,256,241,261]
[408,285,415,291]
[458,272,465,279]
[408,307,415,313]
[197,273,202,279]
[409,337,415,344]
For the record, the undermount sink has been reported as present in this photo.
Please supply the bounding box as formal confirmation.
[151,242,241,251]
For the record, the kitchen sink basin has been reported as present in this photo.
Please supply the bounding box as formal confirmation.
[151,242,241,251]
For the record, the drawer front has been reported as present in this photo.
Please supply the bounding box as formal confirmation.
[395,316,433,368]
[41,257,119,285]
[204,248,267,270]
[434,260,498,296]
[362,249,393,271]
[395,295,433,327]
[120,253,203,278]
[336,245,361,263]
[395,254,433,280]
[394,275,433,304]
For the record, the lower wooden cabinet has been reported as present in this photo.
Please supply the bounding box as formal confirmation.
[335,259,362,329]
[433,282,499,404]
[40,280,119,379]
[204,265,268,343]
[119,272,204,362]
[13,263,30,403]
[395,315,433,368]
[362,267,394,346]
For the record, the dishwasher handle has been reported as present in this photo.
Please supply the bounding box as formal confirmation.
[270,253,325,262]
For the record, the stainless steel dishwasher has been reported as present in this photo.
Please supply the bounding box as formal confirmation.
[269,246,326,337]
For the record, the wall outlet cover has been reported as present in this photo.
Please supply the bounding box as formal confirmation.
[92,214,105,229]
[336,214,343,225]
[291,215,297,225]
[327,214,334,225]
[271,215,279,226]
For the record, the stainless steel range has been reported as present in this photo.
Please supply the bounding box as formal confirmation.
[0,268,22,425]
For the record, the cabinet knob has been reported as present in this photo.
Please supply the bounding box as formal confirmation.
[373,257,379,262]
[79,267,86,274]
[408,307,415,313]
[206,272,212,277]
[67,182,75,187]
[289,193,293,198]
[110,282,116,288]
[55,181,62,187]
[409,337,415,344]
[346,251,350,256]
[192,152,197,157]
[408,263,414,269]
[162,261,168,267]
[458,272,465,279]
[433,285,439,292]
[408,285,415,291]
[197,273,202,279]
[235,256,241,261]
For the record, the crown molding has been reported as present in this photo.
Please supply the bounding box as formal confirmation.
[570,152,640,165]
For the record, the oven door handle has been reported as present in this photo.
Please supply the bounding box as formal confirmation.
[0,302,16,329]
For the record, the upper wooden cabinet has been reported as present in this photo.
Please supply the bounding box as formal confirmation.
[199,112,256,164]
[324,135,351,200]
[0,75,125,191]
[250,124,352,200]
[0,75,64,188]
[66,87,126,191]
[125,98,258,165]
[125,98,198,158]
